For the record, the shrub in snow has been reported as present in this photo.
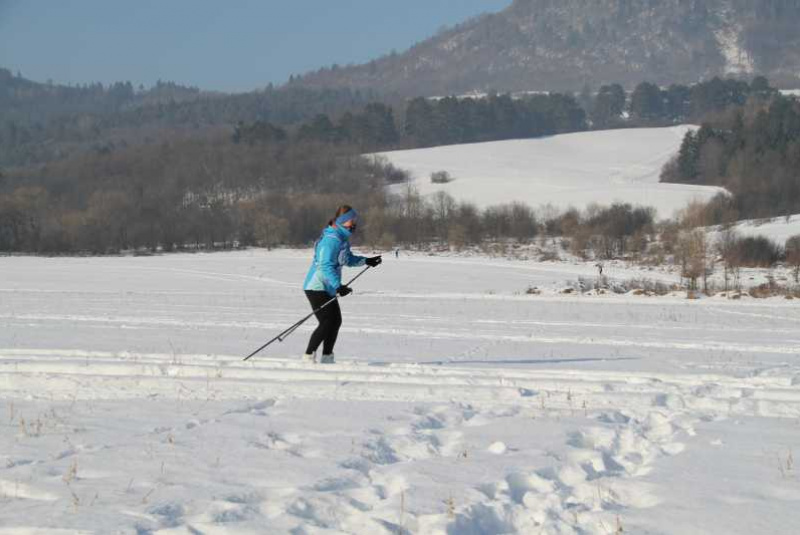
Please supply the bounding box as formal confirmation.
[733,235,783,268]
[430,170,454,184]
[571,276,675,296]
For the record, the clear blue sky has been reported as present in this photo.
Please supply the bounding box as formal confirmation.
[0,0,511,92]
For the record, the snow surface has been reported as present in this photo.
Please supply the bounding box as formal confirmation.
[1,250,799,534]
[377,127,726,218]
[712,214,800,245]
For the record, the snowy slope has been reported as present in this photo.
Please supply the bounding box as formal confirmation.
[1,250,799,534]
[377,126,726,218]
[714,214,800,245]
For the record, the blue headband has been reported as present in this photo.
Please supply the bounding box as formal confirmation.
[335,209,359,227]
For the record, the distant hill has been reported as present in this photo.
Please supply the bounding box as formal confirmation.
[0,68,377,167]
[294,0,800,95]
[0,68,205,124]
[377,126,724,218]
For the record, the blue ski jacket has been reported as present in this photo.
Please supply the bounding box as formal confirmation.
[303,224,366,296]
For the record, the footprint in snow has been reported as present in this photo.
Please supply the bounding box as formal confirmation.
[450,408,698,533]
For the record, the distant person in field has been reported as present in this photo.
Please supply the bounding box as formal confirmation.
[302,205,382,364]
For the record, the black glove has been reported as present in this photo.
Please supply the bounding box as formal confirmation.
[365,256,382,267]
[337,285,352,297]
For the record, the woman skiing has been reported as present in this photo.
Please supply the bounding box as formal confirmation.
[302,205,381,363]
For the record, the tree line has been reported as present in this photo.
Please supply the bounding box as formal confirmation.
[661,93,800,219]
[583,76,778,129]
[233,76,784,155]
[0,136,395,253]
[2,68,784,170]
[238,93,587,151]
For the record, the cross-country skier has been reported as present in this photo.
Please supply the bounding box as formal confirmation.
[302,205,382,363]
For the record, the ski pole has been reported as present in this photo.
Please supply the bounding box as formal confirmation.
[243,265,372,361]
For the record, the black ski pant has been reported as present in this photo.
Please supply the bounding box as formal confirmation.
[304,290,342,356]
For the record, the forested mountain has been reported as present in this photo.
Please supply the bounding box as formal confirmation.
[295,0,800,95]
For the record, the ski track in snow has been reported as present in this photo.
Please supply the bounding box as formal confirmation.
[4,312,800,357]
[2,251,800,533]
[2,350,799,415]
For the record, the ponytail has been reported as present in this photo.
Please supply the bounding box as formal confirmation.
[328,204,353,227]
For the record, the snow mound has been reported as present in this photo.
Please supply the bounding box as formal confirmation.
[487,441,507,455]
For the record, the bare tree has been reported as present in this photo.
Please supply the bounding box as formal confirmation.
[431,191,456,244]
[786,235,800,283]
[678,229,709,292]
[716,228,740,291]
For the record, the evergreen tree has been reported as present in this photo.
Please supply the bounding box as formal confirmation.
[297,114,339,143]
[591,84,626,128]
[630,82,665,120]
[750,75,774,97]
[677,130,699,181]
[362,103,399,146]
[404,97,436,146]
[664,84,691,121]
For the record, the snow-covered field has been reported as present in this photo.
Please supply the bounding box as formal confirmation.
[712,214,800,245]
[377,127,726,218]
[2,250,799,534]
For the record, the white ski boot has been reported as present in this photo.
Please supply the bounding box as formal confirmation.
[302,351,317,364]
[319,353,335,364]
